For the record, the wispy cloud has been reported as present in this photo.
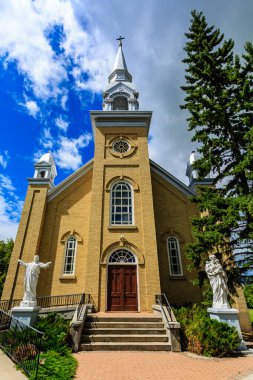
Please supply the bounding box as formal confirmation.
[54,132,92,170]
[55,117,69,132]
[39,128,53,150]
[0,174,23,240]
[24,99,40,118]
[0,151,9,169]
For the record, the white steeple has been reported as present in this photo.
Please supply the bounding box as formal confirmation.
[33,152,57,187]
[103,37,139,111]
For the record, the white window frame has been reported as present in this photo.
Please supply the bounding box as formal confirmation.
[110,181,134,225]
[107,249,137,265]
[62,236,77,275]
[167,236,183,276]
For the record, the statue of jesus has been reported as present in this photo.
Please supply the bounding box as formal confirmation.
[18,255,51,307]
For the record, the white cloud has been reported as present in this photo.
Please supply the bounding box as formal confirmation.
[24,99,40,118]
[0,0,114,107]
[54,133,92,170]
[39,128,53,150]
[0,175,23,240]
[55,117,69,132]
[0,151,9,169]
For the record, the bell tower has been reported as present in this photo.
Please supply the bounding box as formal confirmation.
[103,37,139,111]
[85,38,161,312]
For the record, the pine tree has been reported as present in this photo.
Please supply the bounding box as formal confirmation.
[181,10,253,292]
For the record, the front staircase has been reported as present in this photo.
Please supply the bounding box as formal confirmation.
[80,314,171,351]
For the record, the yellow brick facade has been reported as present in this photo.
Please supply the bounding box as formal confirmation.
[1,111,251,331]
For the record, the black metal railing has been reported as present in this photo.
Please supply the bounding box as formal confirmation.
[0,309,43,379]
[156,293,174,322]
[0,293,86,312]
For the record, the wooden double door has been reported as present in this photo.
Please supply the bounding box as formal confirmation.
[107,265,138,311]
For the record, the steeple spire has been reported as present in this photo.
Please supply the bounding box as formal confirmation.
[103,37,139,111]
[108,36,132,84]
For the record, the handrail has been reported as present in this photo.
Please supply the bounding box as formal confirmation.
[69,293,91,352]
[0,309,43,379]
[0,293,85,312]
[155,294,174,322]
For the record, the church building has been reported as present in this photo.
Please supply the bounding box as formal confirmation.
[1,39,250,327]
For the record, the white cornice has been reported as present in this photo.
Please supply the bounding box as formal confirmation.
[90,111,152,136]
[47,159,93,202]
[150,160,195,197]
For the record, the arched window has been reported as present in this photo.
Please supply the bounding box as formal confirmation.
[63,236,77,275]
[167,237,183,276]
[111,181,133,225]
[113,96,128,110]
[108,249,136,264]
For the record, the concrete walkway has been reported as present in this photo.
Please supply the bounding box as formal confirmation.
[0,350,26,379]
[75,351,253,380]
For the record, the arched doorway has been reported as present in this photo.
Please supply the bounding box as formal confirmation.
[107,249,138,311]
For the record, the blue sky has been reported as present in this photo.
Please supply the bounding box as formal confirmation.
[0,0,253,240]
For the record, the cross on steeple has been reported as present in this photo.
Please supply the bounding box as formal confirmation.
[116,35,125,47]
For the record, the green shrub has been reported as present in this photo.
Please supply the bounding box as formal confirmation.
[31,350,77,380]
[244,284,253,308]
[34,313,70,355]
[174,304,239,357]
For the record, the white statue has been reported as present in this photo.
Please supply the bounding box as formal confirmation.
[18,255,51,307]
[205,255,230,309]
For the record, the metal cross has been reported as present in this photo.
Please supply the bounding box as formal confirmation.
[116,36,125,46]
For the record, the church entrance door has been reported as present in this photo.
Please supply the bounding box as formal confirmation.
[107,265,138,311]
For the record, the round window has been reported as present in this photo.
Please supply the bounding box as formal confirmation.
[112,139,130,154]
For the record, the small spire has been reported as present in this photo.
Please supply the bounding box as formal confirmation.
[112,37,128,72]
[116,35,125,47]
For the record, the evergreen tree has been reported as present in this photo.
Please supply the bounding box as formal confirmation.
[0,239,14,297]
[181,10,253,292]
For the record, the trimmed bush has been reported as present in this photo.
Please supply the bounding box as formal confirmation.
[174,304,239,357]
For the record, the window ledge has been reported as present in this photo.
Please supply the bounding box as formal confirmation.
[108,225,138,230]
[59,275,76,281]
[169,276,186,280]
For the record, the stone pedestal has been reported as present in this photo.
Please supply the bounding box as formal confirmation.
[11,305,41,327]
[208,307,247,350]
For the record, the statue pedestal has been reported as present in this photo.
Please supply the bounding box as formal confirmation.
[207,307,247,350]
[11,305,41,327]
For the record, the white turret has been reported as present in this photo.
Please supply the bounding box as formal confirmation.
[186,150,199,183]
[186,150,214,190]
[33,152,57,186]
[103,36,139,111]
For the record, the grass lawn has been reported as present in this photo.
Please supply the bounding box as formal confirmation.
[249,309,253,323]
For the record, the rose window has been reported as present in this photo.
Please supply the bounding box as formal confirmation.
[112,140,130,154]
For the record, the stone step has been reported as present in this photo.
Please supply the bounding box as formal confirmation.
[82,335,169,343]
[83,328,167,335]
[80,342,171,351]
[85,322,165,329]
[86,316,162,323]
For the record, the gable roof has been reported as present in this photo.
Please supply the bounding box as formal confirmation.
[47,158,194,202]
[150,160,195,197]
[47,159,93,202]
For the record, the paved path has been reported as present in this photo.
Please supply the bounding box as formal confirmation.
[0,350,26,379]
[75,351,253,380]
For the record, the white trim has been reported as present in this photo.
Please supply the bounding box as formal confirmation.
[150,160,195,197]
[167,236,183,277]
[47,159,93,202]
[62,236,77,276]
[110,180,135,226]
